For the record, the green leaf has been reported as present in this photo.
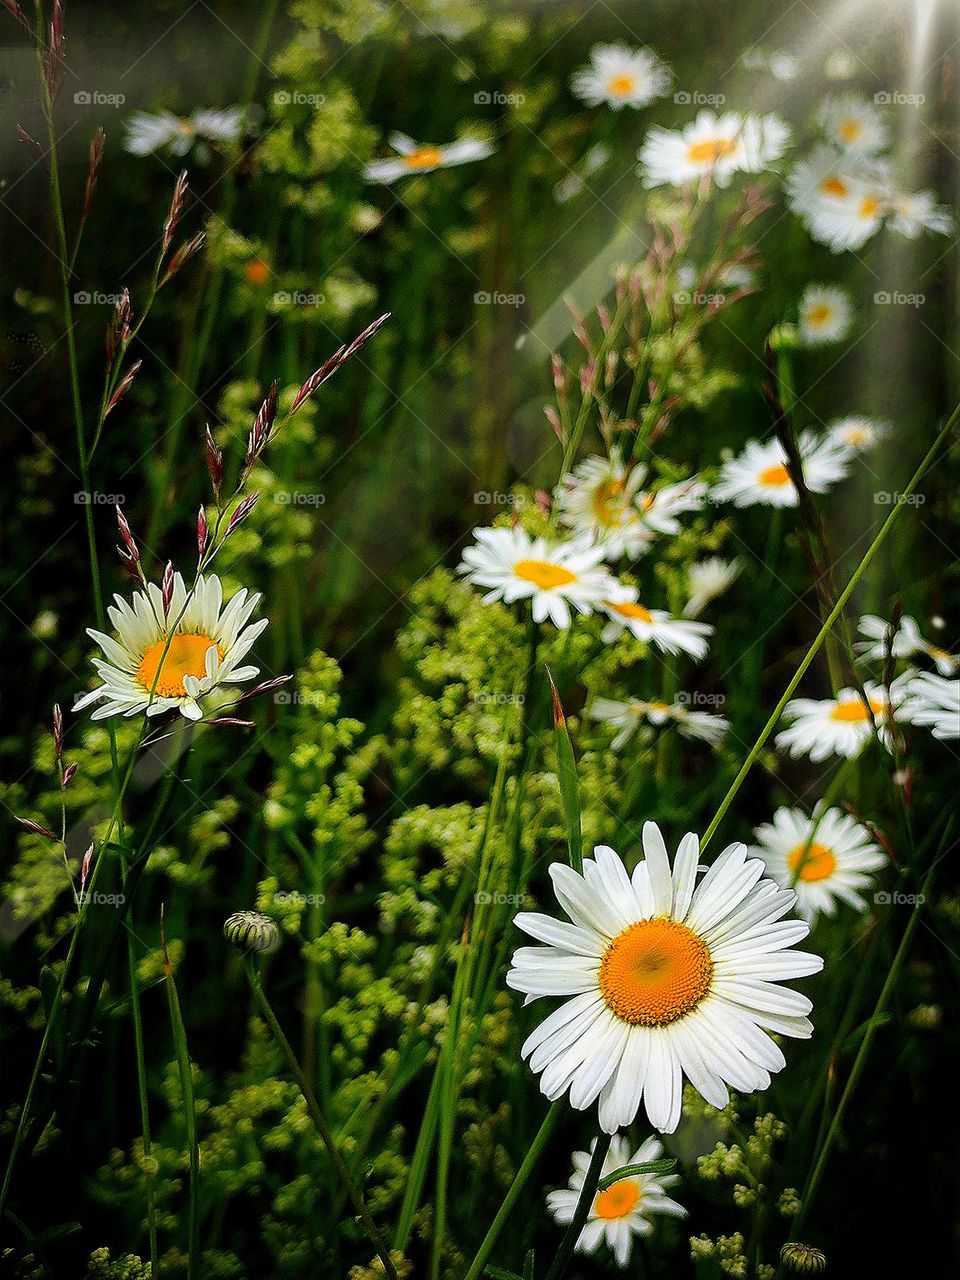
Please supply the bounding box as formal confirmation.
[597,1158,677,1191]
[545,666,582,873]
[484,1267,524,1280]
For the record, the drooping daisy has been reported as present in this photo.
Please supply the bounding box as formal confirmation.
[887,189,955,239]
[752,807,886,923]
[712,435,849,508]
[546,1135,686,1266]
[638,111,790,188]
[590,697,728,749]
[363,132,493,183]
[856,615,957,676]
[74,574,268,722]
[601,594,712,660]
[571,43,672,111]
[683,557,741,618]
[894,670,960,740]
[634,476,708,537]
[825,415,890,454]
[787,146,890,252]
[775,684,891,762]
[508,831,822,1134]
[816,94,889,155]
[797,284,853,346]
[123,107,245,157]
[458,526,619,629]
[556,453,653,559]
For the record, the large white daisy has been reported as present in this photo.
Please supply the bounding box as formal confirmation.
[556,453,653,560]
[546,1135,686,1266]
[786,146,890,252]
[363,132,493,183]
[797,284,853,346]
[894,670,960,740]
[74,574,267,722]
[600,595,712,659]
[590,697,728,749]
[887,190,955,239]
[752,807,886,923]
[775,683,891,762]
[815,94,889,155]
[638,111,790,188]
[508,832,822,1134]
[856,615,957,676]
[458,526,620,629]
[571,43,672,111]
[123,107,245,157]
[712,434,849,508]
[635,476,708,537]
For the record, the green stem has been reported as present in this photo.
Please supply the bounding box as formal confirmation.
[125,910,159,1275]
[543,1132,611,1280]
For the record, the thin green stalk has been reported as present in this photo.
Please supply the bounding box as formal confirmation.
[126,913,159,1275]
[701,406,958,853]
[243,960,399,1280]
[162,916,199,1280]
[542,1132,611,1280]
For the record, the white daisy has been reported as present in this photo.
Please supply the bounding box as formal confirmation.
[638,111,790,188]
[712,434,849,508]
[590,697,728,749]
[797,284,853,346]
[458,526,620,629]
[571,43,672,111]
[740,47,800,83]
[816,94,889,155]
[887,189,955,239]
[363,132,493,183]
[123,107,245,157]
[556,453,653,559]
[635,476,708,537]
[546,1135,686,1266]
[752,807,886,923]
[676,261,759,300]
[775,683,891,762]
[600,593,712,660]
[683,557,741,618]
[824,415,890,454]
[554,143,611,203]
[856,615,957,676]
[74,574,267,722]
[894,670,960,740]
[507,832,822,1134]
[786,146,890,252]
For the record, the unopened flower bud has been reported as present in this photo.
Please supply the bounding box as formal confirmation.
[224,910,280,954]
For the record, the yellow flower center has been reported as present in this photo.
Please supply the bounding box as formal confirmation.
[513,559,577,590]
[805,303,833,328]
[838,118,863,143]
[687,137,736,165]
[599,917,713,1026]
[759,464,791,487]
[859,194,879,218]
[830,697,885,722]
[404,145,443,171]
[819,175,848,198]
[594,1179,641,1220]
[606,73,636,97]
[136,632,223,699]
[844,427,868,445]
[788,841,837,882]
[591,477,626,525]
[608,601,653,622]
[640,492,656,512]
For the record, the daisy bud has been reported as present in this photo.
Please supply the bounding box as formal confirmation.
[579,362,596,395]
[162,170,189,255]
[161,561,174,618]
[204,425,223,495]
[780,1243,827,1274]
[83,127,105,224]
[227,491,259,535]
[105,359,141,418]
[52,703,63,760]
[116,506,140,565]
[534,489,552,515]
[62,761,78,788]
[550,352,567,395]
[597,302,611,333]
[544,405,563,441]
[224,910,280,954]
[16,816,59,842]
[197,507,208,562]
[604,350,618,387]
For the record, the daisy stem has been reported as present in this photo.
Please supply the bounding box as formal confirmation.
[462,1100,562,1280]
[243,958,400,1280]
[125,901,159,1275]
[700,405,958,853]
[542,1131,612,1280]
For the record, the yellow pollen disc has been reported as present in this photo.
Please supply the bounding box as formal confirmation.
[830,697,884,722]
[609,601,653,622]
[599,918,713,1026]
[788,841,837,883]
[592,478,626,525]
[820,175,848,198]
[844,428,868,445]
[838,119,863,143]
[640,493,656,512]
[759,464,791,487]
[594,1179,641,1220]
[859,195,879,218]
[648,701,671,712]
[805,304,833,328]
[137,632,223,699]
[606,73,636,97]
[178,120,195,136]
[404,146,443,170]
[687,137,736,164]
[513,559,577,590]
